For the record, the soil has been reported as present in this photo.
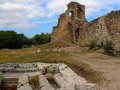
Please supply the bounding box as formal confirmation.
[61,46,120,90]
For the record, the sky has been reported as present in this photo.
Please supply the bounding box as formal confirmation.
[0,0,120,37]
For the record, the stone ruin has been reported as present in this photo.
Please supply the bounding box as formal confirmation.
[0,63,95,90]
[52,1,120,51]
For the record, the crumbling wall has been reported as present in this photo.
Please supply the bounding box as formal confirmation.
[82,11,120,50]
[51,2,120,51]
[82,16,111,45]
[52,2,86,43]
[51,12,72,42]
[105,10,120,50]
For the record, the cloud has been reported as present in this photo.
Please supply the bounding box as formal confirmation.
[46,0,100,17]
[0,0,120,29]
[0,2,26,10]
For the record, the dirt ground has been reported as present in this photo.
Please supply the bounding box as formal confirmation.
[60,46,120,90]
[72,50,119,90]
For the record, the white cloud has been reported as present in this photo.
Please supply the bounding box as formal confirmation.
[46,0,100,17]
[0,0,120,29]
[0,0,51,29]
[0,2,26,10]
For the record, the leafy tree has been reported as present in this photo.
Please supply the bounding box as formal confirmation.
[0,30,51,49]
[0,30,32,49]
[32,33,51,45]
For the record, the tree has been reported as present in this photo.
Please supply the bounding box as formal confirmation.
[0,30,32,49]
[0,31,51,49]
[32,33,51,45]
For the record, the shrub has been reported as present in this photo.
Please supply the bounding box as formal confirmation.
[89,40,101,50]
[103,40,117,56]
[22,45,32,48]
[88,40,117,56]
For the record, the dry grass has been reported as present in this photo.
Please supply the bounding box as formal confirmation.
[37,40,73,50]
[0,48,103,83]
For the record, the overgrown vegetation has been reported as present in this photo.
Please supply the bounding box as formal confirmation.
[88,40,117,56]
[0,30,51,49]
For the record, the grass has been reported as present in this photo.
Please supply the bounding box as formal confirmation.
[36,40,73,50]
[0,39,104,84]
[0,48,103,84]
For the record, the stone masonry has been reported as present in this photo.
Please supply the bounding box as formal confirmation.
[52,1,120,51]
[0,63,95,90]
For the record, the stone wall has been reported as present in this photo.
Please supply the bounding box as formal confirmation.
[82,16,111,45]
[52,2,86,43]
[52,1,120,51]
[105,10,120,50]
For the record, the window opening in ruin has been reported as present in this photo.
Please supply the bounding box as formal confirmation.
[75,29,79,42]
[69,11,74,18]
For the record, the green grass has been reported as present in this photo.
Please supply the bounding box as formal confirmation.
[36,40,73,50]
[0,47,103,84]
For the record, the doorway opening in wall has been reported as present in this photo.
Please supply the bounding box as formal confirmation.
[75,29,79,42]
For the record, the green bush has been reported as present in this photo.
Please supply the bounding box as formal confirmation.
[22,45,32,48]
[89,40,101,50]
[103,40,117,56]
[88,40,117,56]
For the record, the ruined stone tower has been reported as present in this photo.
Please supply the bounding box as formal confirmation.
[52,2,86,43]
[52,2,120,51]
[67,1,85,21]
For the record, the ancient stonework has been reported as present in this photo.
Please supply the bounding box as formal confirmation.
[0,63,95,90]
[52,2,120,50]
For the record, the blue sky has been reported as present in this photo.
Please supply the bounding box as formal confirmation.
[0,0,120,37]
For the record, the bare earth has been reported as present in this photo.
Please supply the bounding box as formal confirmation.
[60,46,120,90]
[74,52,120,90]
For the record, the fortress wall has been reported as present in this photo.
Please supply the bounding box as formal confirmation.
[52,13,72,42]
[105,10,120,50]
[52,2,86,43]
[82,16,111,45]
[51,2,120,51]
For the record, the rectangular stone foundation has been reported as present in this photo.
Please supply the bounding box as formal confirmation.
[0,63,95,90]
